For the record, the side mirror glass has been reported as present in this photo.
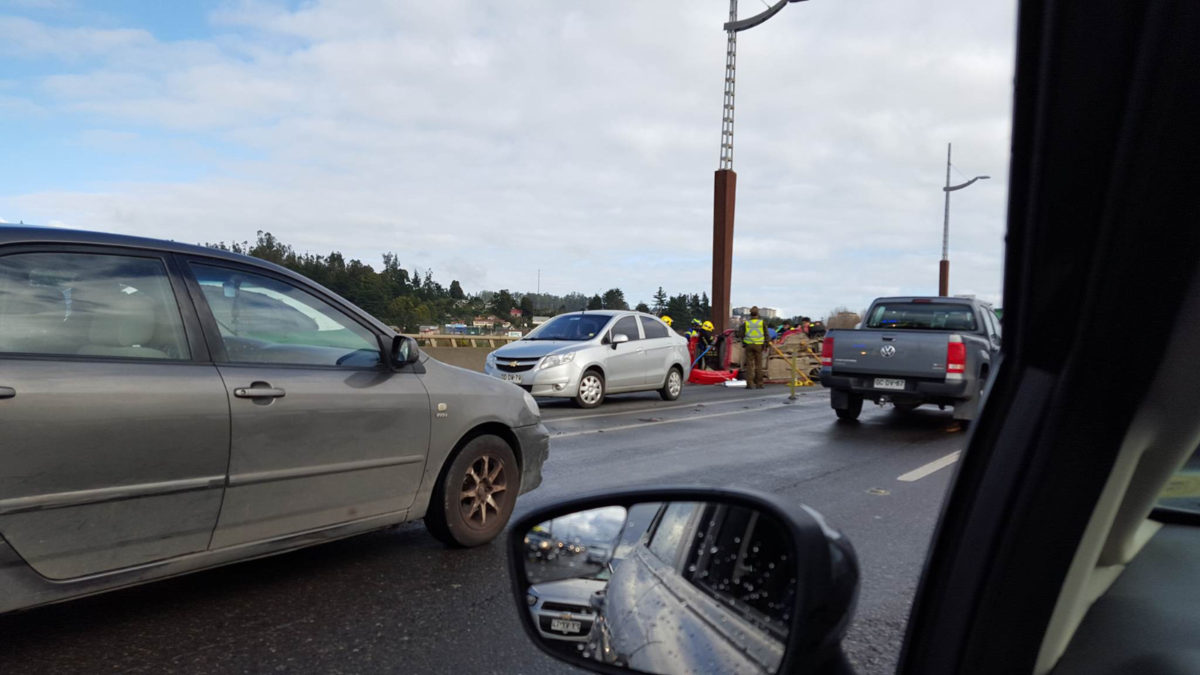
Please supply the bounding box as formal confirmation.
[384,335,420,369]
[611,333,630,348]
[507,489,859,675]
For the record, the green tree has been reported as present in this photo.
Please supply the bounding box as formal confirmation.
[602,288,629,310]
[587,294,603,310]
[449,279,465,300]
[652,286,668,313]
[635,302,650,312]
[490,289,516,316]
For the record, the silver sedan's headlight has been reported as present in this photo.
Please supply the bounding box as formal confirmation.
[485,352,497,369]
[538,351,576,370]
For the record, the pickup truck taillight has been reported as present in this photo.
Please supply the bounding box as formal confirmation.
[946,334,966,381]
[821,337,834,367]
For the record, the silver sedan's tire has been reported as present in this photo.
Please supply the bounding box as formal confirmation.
[659,367,683,401]
[573,370,605,408]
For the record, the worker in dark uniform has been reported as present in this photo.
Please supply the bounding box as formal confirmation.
[696,320,717,370]
[738,307,768,388]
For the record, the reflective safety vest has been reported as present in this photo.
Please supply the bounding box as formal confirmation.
[744,319,766,345]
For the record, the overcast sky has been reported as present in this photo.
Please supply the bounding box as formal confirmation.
[0,0,1017,318]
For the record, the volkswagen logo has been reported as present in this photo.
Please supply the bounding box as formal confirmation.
[880,345,896,358]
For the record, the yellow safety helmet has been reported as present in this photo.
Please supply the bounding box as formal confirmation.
[702,320,714,331]
[661,315,673,327]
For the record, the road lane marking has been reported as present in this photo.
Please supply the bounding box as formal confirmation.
[545,393,790,423]
[551,403,798,439]
[898,451,961,482]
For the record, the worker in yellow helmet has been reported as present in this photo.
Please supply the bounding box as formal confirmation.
[695,320,717,369]
[661,315,673,327]
[738,306,767,388]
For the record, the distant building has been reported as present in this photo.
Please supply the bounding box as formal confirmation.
[531,316,550,326]
[509,308,524,318]
[732,306,779,319]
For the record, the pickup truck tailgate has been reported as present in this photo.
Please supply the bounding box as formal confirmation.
[830,331,949,378]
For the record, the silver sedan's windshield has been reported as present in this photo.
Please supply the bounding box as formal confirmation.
[524,314,610,341]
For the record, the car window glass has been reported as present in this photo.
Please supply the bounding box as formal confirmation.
[524,313,608,341]
[0,251,188,360]
[640,316,669,339]
[1158,443,1200,515]
[190,263,380,367]
[647,501,698,565]
[866,302,978,331]
[611,315,640,342]
[685,504,795,629]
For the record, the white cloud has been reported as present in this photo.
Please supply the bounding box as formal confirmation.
[0,0,1018,316]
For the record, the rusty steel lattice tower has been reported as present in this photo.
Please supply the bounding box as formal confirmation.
[711,0,807,333]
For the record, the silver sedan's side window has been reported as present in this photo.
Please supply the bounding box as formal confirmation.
[190,263,380,368]
[0,252,189,360]
[611,315,641,342]
[640,316,669,339]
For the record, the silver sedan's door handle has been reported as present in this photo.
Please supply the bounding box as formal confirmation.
[0,386,15,399]
[233,386,286,399]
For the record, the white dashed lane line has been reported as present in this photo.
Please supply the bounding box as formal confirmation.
[897,451,962,482]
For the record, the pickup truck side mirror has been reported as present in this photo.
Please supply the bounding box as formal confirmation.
[507,487,859,675]
[611,333,630,349]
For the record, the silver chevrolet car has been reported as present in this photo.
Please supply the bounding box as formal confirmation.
[0,225,548,614]
[484,310,690,408]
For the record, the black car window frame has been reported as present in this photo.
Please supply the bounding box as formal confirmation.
[179,256,386,370]
[0,244,203,363]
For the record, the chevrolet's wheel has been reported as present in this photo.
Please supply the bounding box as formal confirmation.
[425,435,518,547]
[574,370,605,408]
[659,367,683,401]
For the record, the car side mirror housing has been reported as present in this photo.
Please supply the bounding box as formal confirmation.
[611,334,630,349]
[383,334,420,370]
[507,487,859,675]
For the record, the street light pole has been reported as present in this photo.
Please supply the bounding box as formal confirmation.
[938,142,990,296]
[711,0,808,333]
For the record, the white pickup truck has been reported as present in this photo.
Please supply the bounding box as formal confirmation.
[818,296,1001,421]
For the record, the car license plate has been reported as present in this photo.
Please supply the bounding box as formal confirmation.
[501,373,522,383]
[551,618,582,634]
[874,378,906,390]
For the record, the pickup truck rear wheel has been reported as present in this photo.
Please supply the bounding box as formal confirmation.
[425,435,518,547]
[835,394,863,421]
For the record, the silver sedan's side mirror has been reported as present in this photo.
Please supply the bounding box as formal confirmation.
[507,488,859,675]
[611,333,630,349]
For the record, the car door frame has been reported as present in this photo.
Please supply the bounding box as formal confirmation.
[898,1,1200,673]
[0,242,229,578]
[174,253,432,548]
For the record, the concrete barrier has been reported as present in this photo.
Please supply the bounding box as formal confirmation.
[422,347,491,373]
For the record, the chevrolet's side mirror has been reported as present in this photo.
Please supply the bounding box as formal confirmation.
[507,488,859,675]
[611,334,630,349]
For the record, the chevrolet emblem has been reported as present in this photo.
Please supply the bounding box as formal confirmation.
[509,361,519,368]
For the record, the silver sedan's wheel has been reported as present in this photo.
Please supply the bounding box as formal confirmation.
[574,371,605,408]
[659,367,683,401]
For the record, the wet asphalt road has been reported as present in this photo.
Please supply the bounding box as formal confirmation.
[0,384,966,674]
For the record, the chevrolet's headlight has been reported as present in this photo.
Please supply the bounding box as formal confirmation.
[485,352,497,369]
[538,351,576,370]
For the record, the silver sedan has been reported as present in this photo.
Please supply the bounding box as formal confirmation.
[484,311,690,408]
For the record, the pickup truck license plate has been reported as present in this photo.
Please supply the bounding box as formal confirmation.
[874,378,906,390]
[501,373,522,383]
[551,618,582,634]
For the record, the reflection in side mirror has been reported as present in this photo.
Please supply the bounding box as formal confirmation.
[385,335,420,370]
[507,490,859,675]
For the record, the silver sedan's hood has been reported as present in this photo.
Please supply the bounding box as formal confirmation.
[492,340,588,359]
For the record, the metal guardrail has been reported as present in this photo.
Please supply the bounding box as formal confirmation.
[404,333,523,349]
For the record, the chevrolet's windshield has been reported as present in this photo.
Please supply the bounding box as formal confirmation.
[524,314,610,341]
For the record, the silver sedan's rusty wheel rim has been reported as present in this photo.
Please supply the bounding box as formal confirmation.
[459,454,507,529]
[579,374,603,405]
[666,370,682,397]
